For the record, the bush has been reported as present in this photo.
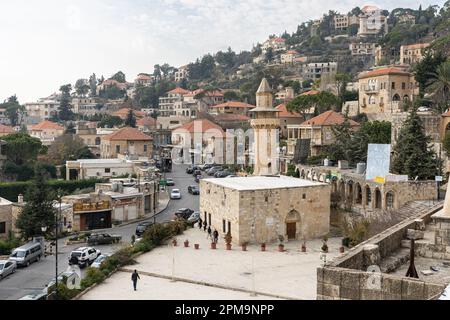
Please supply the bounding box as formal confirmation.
[0,237,21,255]
[143,224,170,245]
[81,268,106,289]
[341,219,371,247]
[306,155,325,166]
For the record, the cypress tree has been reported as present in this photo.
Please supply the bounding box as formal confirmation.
[391,108,439,179]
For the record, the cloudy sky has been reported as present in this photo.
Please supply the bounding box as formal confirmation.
[0,0,446,102]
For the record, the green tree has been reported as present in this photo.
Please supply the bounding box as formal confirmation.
[65,123,76,134]
[223,91,240,101]
[391,108,439,179]
[1,95,24,126]
[74,79,90,97]
[426,60,450,114]
[1,133,44,166]
[43,134,95,165]
[125,109,136,127]
[89,73,97,97]
[15,165,56,240]
[111,71,126,83]
[58,84,74,121]
[97,115,123,128]
[414,51,447,97]
[265,48,274,62]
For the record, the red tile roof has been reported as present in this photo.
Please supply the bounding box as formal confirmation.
[300,110,359,126]
[103,127,152,141]
[273,37,286,43]
[210,101,255,109]
[113,108,146,119]
[185,89,224,97]
[173,119,224,134]
[358,67,411,79]
[137,117,158,127]
[275,104,303,118]
[401,43,430,50]
[136,74,152,81]
[31,120,64,131]
[168,87,190,95]
[0,124,14,134]
[441,111,450,117]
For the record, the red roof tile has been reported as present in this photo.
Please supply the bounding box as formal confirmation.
[31,120,64,131]
[210,101,255,109]
[168,87,190,95]
[300,110,359,126]
[275,104,303,118]
[137,117,158,127]
[113,108,146,119]
[0,124,14,134]
[300,90,320,96]
[358,67,411,79]
[103,127,152,141]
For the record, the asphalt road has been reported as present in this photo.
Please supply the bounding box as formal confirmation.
[0,164,199,300]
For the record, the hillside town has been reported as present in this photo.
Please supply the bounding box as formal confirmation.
[1,2,450,302]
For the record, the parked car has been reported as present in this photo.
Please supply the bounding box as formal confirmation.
[418,106,430,112]
[195,175,202,183]
[206,166,223,175]
[188,185,200,195]
[200,163,214,171]
[187,211,200,223]
[87,233,122,245]
[186,167,194,174]
[175,208,194,219]
[215,170,233,178]
[170,188,181,199]
[166,178,175,186]
[91,254,109,268]
[19,290,47,300]
[192,169,202,177]
[226,175,238,178]
[0,260,17,280]
[9,242,43,267]
[135,221,154,237]
[68,247,101,268]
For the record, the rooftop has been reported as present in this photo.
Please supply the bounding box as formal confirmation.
[210,101,255,109]
[0,124,14,134]
[300,110,359,126]
[358,67,411,79]
[31,120,64,131]
[103,127,152,141]
[202,176,326,191]
[276,104,302,118]
[173,119,224,134]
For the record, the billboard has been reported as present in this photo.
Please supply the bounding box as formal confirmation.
[366,144,391,181]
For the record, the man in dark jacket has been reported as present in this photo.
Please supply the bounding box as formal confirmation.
[198,218,203,229]
[213,229,219,244]
[131,270,140,291]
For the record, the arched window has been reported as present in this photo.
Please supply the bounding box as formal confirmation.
[368,96,376,104]
[392,94,401,101]
[386,191,395,209]
[95,137,101,145]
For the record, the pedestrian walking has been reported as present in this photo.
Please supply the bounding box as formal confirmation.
[203,221,207,232]
[198,218,203,230]
[131,270,140,291]
[207,226,212,240]
[213,229,219,244]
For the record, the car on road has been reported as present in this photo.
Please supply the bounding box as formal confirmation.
[206,166,223,176]
[135,221,154,237]
[192,169,202,177]
[170,188,181,199]
[166,178,175,186]
[0,260,17,280]
[18,290,47,300]
[188,185,200,195]
[195,175,202,183]
[215,170,233,178]
[200,163,214,171]
[187,211,200,223]
[175,208,194,219]
[9,242,43,267]
[69,247,101,268]
[91,254,109,268]
[87,233,122,245]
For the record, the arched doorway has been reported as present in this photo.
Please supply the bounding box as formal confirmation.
[365,186,372,207]
[285,210,300,240]
[347,181,354,204]
[375,188,382,209]
[355,183,362,204]
[386,191,395,209]
[338,180,345,201]
[392,94,400,101]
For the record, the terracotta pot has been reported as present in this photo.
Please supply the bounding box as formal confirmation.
[301,245,306,252]
[184,240,189,247]
[172,239,177,247]
[242,244,247,251]
[194,244,199,250]
[278,244,284,252]
[261,244,266,252]
[339,246,345,253]
[211,242,217,249]
[226,243,232,250]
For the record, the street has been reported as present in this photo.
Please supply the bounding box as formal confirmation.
[0,164,199,300]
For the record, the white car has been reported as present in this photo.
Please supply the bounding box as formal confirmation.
[68,247,101,268]
[91,254,108,268]
[170,189,181,199]
[0,260,17,280]
[417,106,430,112]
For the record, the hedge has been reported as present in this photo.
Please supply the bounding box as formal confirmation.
[0,178,107,202]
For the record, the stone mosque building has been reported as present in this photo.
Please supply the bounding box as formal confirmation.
[200,79,330,245]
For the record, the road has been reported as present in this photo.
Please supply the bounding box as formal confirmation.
[0,164,199,300]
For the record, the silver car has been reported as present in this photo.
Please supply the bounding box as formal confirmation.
[0,260,17,280]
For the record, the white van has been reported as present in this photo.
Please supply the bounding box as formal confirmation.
[9,242,43,267]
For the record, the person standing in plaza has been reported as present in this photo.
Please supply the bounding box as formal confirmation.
[207,226,212,239]
[213,229,219,244]
[203,220,207,231]
[131,270,140,291]
[198,217,203,230]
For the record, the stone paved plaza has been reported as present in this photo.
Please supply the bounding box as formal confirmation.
[80,227,343,300]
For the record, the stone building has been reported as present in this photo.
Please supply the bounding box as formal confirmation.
[100,127,153,159]
[275,104,303,139]
[400,43,430,66]
[349,42,376,56]
[0,197,13,240]
[200,176,330,245]
[358,67,418,114]
[28,120,64,146]
[358,5,388,37]
[208,101,254,116]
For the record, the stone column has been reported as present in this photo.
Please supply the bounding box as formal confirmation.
[432,184,450,246]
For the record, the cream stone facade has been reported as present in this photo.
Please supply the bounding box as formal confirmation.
[358,67,418,114]
[400,43,430,66]
[100,127,153,159]
[0,197,13,239]
[200,176,330,245]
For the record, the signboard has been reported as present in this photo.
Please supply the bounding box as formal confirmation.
[374,176,386,184]
[366,144,391,181]
[435,176,443,182]
[159,179,167,186]
[266,217,274,226]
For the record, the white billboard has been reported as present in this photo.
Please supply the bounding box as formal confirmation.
[366,144,391,181]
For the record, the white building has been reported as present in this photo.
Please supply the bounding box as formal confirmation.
[175,66,189,82]
[24,99,59,124]
[349,42,377,55]
[303,62,338,80]
[65,158,135,181]
[358,5,388,36]
[262,37,286,53]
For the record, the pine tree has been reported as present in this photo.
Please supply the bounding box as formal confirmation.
[391,108,439,179]
[125,109,136,128]
[15,165,56,240]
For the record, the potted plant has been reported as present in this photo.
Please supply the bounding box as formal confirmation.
[301,240,307,252]
[278,235,285,252]
[321,236,328,253]
[194,243,200,250]
[211,241,217,249]
[241,241,248,251]
[339,246,345,253]
[224,232,232,250]
[172,238,177,247]
[184,239,189,247]
[260,242,266,252]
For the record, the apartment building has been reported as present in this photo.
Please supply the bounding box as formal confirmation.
[100,127,153,159]
[303,62,338,80]
[349,42,376,55]
[400,43,430,65]
[175,65,189,82]
[358,5,388,36]
[24,99,59,124]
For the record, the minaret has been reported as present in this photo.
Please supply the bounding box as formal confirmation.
[250,78,280,176]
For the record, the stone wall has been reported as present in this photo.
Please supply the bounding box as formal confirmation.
[0,203,12,239]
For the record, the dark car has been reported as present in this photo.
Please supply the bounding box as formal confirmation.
[188,185,200,195]
[166,178,175,186]
[87,233,122,245]
[135,221,155,237]
[193,169,202,177]
[215,170,233,178]
[175,208,194,219]
[206,166,223,176]
[195,175,202,183]
[201,163,214,171]
[186,167,194,174]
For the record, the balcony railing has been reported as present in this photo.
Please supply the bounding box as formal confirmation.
[73,201,110,212]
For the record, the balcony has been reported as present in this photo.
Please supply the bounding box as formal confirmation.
[73,201,110,213]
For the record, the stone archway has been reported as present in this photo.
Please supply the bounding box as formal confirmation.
[365,185,372,207]
[346,180,354,204]
[375,188,382,209]
[355,182,362,204]
[338,179,345,201]
[300,169,305,179]
[285,209,301,240]
[386,191,395,210]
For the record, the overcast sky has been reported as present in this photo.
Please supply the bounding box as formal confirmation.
[0,0,446,103]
